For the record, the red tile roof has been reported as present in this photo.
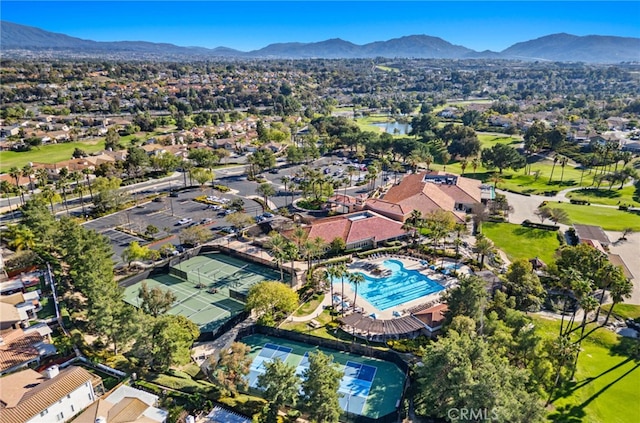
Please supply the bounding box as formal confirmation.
[286,211,407,246]
[413,303,448,329]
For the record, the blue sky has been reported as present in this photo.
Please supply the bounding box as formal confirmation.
[3,1,639,52]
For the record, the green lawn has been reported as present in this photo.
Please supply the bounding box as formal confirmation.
[0,140,106,172]
[482,222,561,265]
[294,293,325,317]
[566,186,640,207]
[600,304,640,322]
[547,202,640,231]
[530,315,640,423]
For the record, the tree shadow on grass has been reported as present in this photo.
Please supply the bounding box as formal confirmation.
[513,226,555,239]
[549,362,640,423]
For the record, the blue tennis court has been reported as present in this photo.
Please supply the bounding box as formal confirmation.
[248,344,378,416]
[242,334,405,419]
[248,343,293,387]
[338,361,377,414]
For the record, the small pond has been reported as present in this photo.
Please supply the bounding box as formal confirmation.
[371,121,412,135]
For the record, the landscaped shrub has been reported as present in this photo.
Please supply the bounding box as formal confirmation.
[570,199,590,205]
[386,336,431,354]
[522,220,560,231]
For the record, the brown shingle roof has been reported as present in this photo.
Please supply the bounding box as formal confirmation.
[574,224,610,245]
[0,366,94,422]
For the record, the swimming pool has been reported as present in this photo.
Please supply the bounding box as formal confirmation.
[347,259,444,311]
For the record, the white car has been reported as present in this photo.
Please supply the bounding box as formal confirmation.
[177,217,193,225]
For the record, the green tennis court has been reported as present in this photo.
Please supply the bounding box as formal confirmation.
[123,253,284,332]
[241,334,405,419]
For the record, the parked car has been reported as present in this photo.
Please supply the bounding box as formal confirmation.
[177,217,193,225]
[200,218,213,225]
[262,212,274,219]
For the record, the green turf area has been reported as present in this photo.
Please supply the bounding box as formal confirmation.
[600,304,640,322]
[482,222,561,265]
[530,315,640,423]
[546,203,640,231]
[294,293,325,317]
[0,140,106,172]
[240,333,405,419]
[565,186,640,207]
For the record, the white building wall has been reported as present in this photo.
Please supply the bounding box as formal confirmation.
[26,381,95,423]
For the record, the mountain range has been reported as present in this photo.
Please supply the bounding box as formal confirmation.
[2,21,639,63]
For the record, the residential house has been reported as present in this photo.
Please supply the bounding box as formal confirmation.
[0,290,42,329]
[0,329,57,375]
[0,365,100,422]
[284,211,408,251]
[73,385,168,423]
[621,140,640,153]
[0,125,20,138]
[31,158,93,179]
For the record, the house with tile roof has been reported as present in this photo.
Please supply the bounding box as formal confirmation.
[0,328,57,375]
[284,211,408,251]
[0,365,100,422]
[364,171,485,223]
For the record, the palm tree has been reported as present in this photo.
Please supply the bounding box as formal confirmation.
[256,183,276,209]
[336,263,349,317]
[390,162,403,184]
[70,171,85,215]
[548,155,559,184]
[348,272,365,311]
[291,225,307,249]
[8,167,24,205]
[22,164,35,195]
[6,225,36,251]
[325,266,342,321]
[267,232,288,280]
[558,156,569,186]
[603,278,633,325]
[36,168,49,188]
[424,152,433,171]
[441,152,451,172]
[310,236,327,268]
[471,157,480,175]
[82,168,94,202]
[473,234,493,269]
[56,167,70,214]
[459,158,468,175]
[489,173,503,189]
[40,185,59,214]
[0,180,16,217]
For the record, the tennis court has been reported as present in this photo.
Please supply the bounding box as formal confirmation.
[242,334,405,419]
[122,253,283,332]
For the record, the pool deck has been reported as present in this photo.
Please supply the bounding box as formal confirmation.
[332,255,472,320]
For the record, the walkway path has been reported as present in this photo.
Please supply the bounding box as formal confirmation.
[288,294,332,323]
[497,184,640,305]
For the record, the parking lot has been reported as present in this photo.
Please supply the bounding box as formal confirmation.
[82,187,264,265]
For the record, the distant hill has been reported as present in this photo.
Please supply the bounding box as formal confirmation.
[500,33,640,62]
[2,21,639,63]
